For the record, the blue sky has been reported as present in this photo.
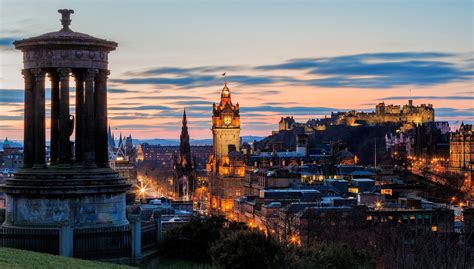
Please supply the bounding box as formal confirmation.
[0,0,473,139]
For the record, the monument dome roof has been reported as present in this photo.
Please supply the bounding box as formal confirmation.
[14,9,117,50]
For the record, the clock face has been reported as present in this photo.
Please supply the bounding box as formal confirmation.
[224,116,232,125]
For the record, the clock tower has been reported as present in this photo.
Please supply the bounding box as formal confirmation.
[212,82,241,162]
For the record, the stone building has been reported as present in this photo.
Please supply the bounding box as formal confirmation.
[450,123,474,171]
[449,123,473,197]
[0,138,23,171]
[0,10,130,258]
[207,82,245,214]
[211,82,241,161]
[137,144,212,170]
[331,100,434,126]
[172,110,196,201]
[279,116,296,131]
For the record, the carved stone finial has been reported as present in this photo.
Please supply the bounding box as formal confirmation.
[58,9,74,30]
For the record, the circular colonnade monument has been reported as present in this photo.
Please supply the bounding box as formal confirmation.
[0,9,131,258]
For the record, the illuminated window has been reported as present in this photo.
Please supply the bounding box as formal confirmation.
[431,226,438,232]
[381,189,393,195]
[348,187,359,194]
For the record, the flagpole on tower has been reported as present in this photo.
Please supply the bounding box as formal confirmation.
[222,72,226,86]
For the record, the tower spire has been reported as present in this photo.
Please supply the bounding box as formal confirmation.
[182,108,187,126]
[179,108,191,168]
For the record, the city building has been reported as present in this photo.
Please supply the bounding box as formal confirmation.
[0,138,23,172]
[449,123,473,198]
[137,144,212,170]
[207,82,245,214]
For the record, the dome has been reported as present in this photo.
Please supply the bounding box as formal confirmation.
[13,10,117,70]
[14,9,117,51]
[14,29,117,50]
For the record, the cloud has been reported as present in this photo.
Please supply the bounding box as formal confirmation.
[125,65,244,77]
[0,125,19,130]
[153,109,210,118]
[256,52,473,88]
[109,105,173,111]
[117,95,207,101]
[0,89,23,103]
[173,100,214,106]
[114,124,155,130]
[108,88,138,93]
[0,37,17,50]
[110,113,153,120]
[256,52,454,70]
[0,115,23,121]
[0,89,55,103]
[241,106,343,115]
[110,74,292,88]
[112,52,472,90]
[436,108,474,118]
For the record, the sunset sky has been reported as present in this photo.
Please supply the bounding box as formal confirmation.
[0,0,472,140]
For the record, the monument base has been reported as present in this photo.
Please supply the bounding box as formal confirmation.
[0,166,131,258]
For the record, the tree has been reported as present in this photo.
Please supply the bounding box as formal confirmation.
[284,243,374,269]
[210,230,284,269]
[159,215,248,264]
[159,215,227,263]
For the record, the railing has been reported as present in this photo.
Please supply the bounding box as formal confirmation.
[141,221,157,252]
[0,227,59,255]
[73,225,131,259]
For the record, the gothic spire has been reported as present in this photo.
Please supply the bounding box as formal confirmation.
[108,124,115,148]
[182,109,187,126]
[179,108,192,168]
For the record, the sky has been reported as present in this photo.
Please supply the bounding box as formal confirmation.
[0,0,473,140]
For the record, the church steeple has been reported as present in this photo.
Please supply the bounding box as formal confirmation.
[108,124,115,148]
[179,109,192,168]
[182,109,188,126]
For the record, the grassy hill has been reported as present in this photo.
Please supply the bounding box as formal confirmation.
[0,248,134,269]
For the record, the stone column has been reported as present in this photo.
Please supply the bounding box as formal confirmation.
[50,73,60,165]
[155,215,162,242]
[129,214,142,260]
[57,68,72,165]
[31,68,46,168]
[84,68,97,166]
[75,72,85,163]
[22,69,34,168]
[94,69,109,167]
[59,221,73,257]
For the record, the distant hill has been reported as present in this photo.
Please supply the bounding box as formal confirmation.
[132,136,265,146]
[0,136,265,149]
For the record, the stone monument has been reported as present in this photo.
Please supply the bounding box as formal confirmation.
[0,9,131,259]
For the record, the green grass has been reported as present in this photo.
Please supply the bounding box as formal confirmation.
[0,248,134,269]
[158,258,215,269]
